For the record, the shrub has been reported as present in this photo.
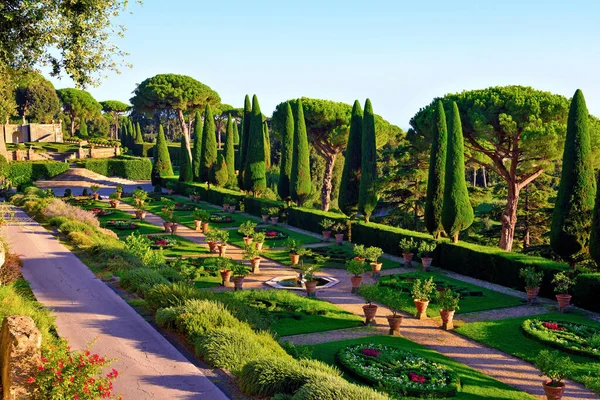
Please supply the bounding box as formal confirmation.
[84,157,152,180]
[119,268,169,297]
[292,375,389,400]
[47,216,70,227]
[67,231,95,248]
[58,220,95,235]
[173,299,242,339]
[44,198,100,228]
[8,161,69,186]
[155,307,178,328]
[145,283,204,310]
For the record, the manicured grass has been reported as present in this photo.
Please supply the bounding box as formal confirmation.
[227,226,320,249]
[455,312,600,393]
[310,244,398,270]
[373,271,523,317]
[149,234,209,258]
[307,335,536,400]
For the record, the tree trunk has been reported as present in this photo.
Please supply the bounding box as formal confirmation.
[499,183,520,252]
[321,153,337,212]
[453,232,459,243]
[473,166,477,186]
[70,117,76,136]
[176,109,193,162]
[523,185,530,249]
[482,167,487,187]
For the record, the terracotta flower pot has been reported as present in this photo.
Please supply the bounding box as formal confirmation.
[542,380,565,400]
[290,253,300,265]
[255,241,264,251]
[350,276,363,293]
[421,257,433,271]
[414,299,429,320]
[189,195,195,201]
[220,270,232,285]
[201,221,209,233]
[135,211,147,220]
[363,304,378,325]
[167,189,173,195]
[270,216,279,225]
[116,192,122,199]
[170,224,178,234]
[109,200,119,209]
[335,233,344,245]
[440,309,455,330]
[243,237,253,245]
[322,230,331,241]
[194,220,202,231]
[251,257,261,273]
[233,276,244,291]
[229,205,236,213]
[370,262,382,274]
[163,221,173,232]
[402,253,413,267]
[386,315,403,336]
[218,244,228,257]
[556,294,572,312]
[526,286,540,304]
[223,203,229,211]
[93,193,99,200]
[262,215,269,223]
[305,280,318,297]
[208,241,217,253]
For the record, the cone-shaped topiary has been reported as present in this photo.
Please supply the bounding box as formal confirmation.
[277,102,294,200]
[358,99,377,221]
[244,95,267,193]
[424,100,448,238]
[339,100,363,215]
[78,120,88,138]
[179,136,193,182]
[442,102,473,242]
[127,119,134,149]
[224,115,236,187]
[233,122,240,145]
[192,111,203,182]
[263,121,271,168]
[213,153,229,187]
[151,124,173,185]
[551,89,596,267]
[239,95,252,189]
[135,122,143,144]
[200,104,217,184]
[290,99,312,205]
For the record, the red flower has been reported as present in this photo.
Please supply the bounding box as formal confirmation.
[38,365,45,371]
[27,377,35,384]
[156,240,168,246]
[543,322,563,331]
[41,356,48,363]
[361,348,381,357]
[266,231,277,237]
[408,372,426,383]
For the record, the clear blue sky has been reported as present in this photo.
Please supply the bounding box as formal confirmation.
[48,0,600,129]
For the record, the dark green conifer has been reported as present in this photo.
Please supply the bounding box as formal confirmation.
[200,104,217,184]
[213,153,229,187]
[151,124,173,185]
[135,122,143,143]
[277,102,294,200]
[424,100,448,238]
[243,95,266,193]
[290,99,311,205]
[192,111,203,182]
[178,136,193,182]
[358,99,377,221]
[224,115,236,187]
[239,95,252,189]
[263,121,271,168]
[339,100,363,215]
[233,122,240,145]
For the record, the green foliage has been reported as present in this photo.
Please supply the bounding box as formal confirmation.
[358,99,378,221]
[145,283,203,310]
[263,121,271,168]
[84,157,152,180]
[424,100,447,236]
[345,258,365,276]
[233,121,240,145]
[192,110,203,182]
[57,88,102,135]
[8,161,69,186]
[291,374,389,400]
[169,299,241,339]
[244,95,267,192]
[411,277,436,301]
[78,119,88,137]
[213,153,229,187]
[441,102,473,240]
[290,99,312,205]
[239,95,252,189]
[119,268,169,297]
[551,90,596,263]
[224,115,236,186]
[278,102,294,200]
[534,350,574,385]
[151,124,173,185]
[200,104,218,183]
[178,136,193,182]
[520,267,544,288]
[552,272,575,294]
[436,288,460,311]
[339,100,363,215]
[14,72,60,123]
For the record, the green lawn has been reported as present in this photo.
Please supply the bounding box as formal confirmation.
[149,234,209,258]
[455,313,600,394]
[227,226,320,249]
[307,335,536,400]
[372,271,523,317]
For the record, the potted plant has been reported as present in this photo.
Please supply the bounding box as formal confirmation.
[252,231,266,251]
[437,288,460,330]
[535,350,574,400]
[284,238,302,265]
[346,258,366,293]
[217,230,230,257]
[165,181,177,195]
[520,267,544,304]
[205,229,220,253]
[192,209,210,231]
[161,199,175,218]
[231,261,250,291]
[358,284,379,325]
[366,246,384,276]
[552,272,575,312]
[353,244,367,261]
[238,221,257,245]
[299,255,326,297]
[169,215,181,234]
[108,192,120,208]
[411,277,436,320]
[190,190,200,202]
[320,218,335,241]
[133,188,148,205]
[90,184,100,200]
[332,221,346,245]
[134,202,147,220]
[268,207,280,225]
[223,196,237,212]
[260,206,270,223]
[216,257,232,286]
[243,243,261,273]
[417,241,436,271]
[115,184,123,199]
[385,289,406,336]
[399,238,416,267]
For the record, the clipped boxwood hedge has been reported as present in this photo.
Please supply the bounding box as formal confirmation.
[8,160,69,186]
[352,221,433,256]
[245,197,283,217]
[85,157,152,180]
[287,207,348,235]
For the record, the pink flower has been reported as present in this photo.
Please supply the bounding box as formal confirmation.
[266,231,277,237]
[543,322,563,331]
[408,372,426,383]
[361,348,381,357]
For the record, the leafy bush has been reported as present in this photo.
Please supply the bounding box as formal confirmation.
[67,231,96,248]
[119,268,169,297]
[145,283,204,310]
[291,374,390,400]
[155,307,179,328]
[84,157,152,180]
[47,216,70,228]
[172,299,242,339]
[58,220,96,235]
[124,232,165,269]
[44,198,100,228]
[8,161,69,186]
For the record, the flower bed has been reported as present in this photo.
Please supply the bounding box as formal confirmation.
[337,343,460,398]
[522,319,600,360]
[255,227,288,240]
[90,208,113,217]
[105,220,139,230]
[147,235,178,248]
[209,213,234,223]
[174,203,198,212]
[66,197,95,207]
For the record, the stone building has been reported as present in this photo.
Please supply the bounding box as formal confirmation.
[1,122,63,143]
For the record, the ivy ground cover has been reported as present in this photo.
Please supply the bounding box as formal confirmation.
[455,312,600,393]
[307,336,535,399]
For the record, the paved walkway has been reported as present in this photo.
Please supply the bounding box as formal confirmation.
[126,200,598,400]
[3,208,228,400]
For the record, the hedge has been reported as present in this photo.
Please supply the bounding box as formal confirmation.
[85,157,152,180]
[287,207,348,235]
[352,221,433,256]
[572,273,600,311]
[162,178,245,206]
[245,197,283,217]
[133,143,154,158]
[8,161,69,186]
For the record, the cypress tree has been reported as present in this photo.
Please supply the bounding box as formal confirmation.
[178,136,193,182]
[135,122,143,143]
[200,104,217,184]
[277,102,294,200]
[239,95,252,189]
[424,100,448,238]
[233,122,240,145]
[358,99,378,222]
[151,124,173,185]
[290,99,311,205]
[224,115,236,187]
[78,120,88,138]
[120,124,127,147]
[243,95,267,193]
[213,153,229,187]
[127,119,134,149]
[339,100,363,215]
[442,102,474,242]
[551,89,596,267]
[192,111,203,182]
[263,121,271,168]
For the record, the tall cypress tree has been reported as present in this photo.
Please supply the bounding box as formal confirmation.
[179,136,193,182]
[290,99,311,205]
[233,122,240,145]
[424,100,448,238]
[135,122,143,143]
[551,89,596,267]
[151,124,173,185]
[244,95,267,193]
[127,119,134,149]
[239,95,252,189]
[224,115,236,187]
[589,173,600,267]
[277,102,294,200]
[339,100,363,215]
[200,104,217,184]
[442,102,473,242]
[358,99,377,222]
[213,153,229,187]
[120,123,127,147]
[192,111,203,182]
[263,121,271,168]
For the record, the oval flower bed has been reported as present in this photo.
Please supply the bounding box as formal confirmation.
[209,213,234,223]
[91,208,113,217]
[255,227,288,240]
[105,220,139,230]
[147,235,178,248]
[174,203,198,211]
[337,343,460,398]
[522,319,600,360]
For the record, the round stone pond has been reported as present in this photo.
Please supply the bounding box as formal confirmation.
[265,275,340,291]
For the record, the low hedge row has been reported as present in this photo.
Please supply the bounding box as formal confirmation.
[133,143,155,158]
[8,161,69,186]
[85,157,152,180]
[286,207,348,235]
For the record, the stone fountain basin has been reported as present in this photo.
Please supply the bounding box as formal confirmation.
[265,276,339,290]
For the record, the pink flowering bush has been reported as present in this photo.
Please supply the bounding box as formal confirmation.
[44,199,100,228]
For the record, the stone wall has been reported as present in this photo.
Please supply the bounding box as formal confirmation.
[2,123,62,144]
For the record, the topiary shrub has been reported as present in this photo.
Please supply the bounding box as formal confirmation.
[145,283,204,310]
[119,268,169,297]
[292,375,389,400]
